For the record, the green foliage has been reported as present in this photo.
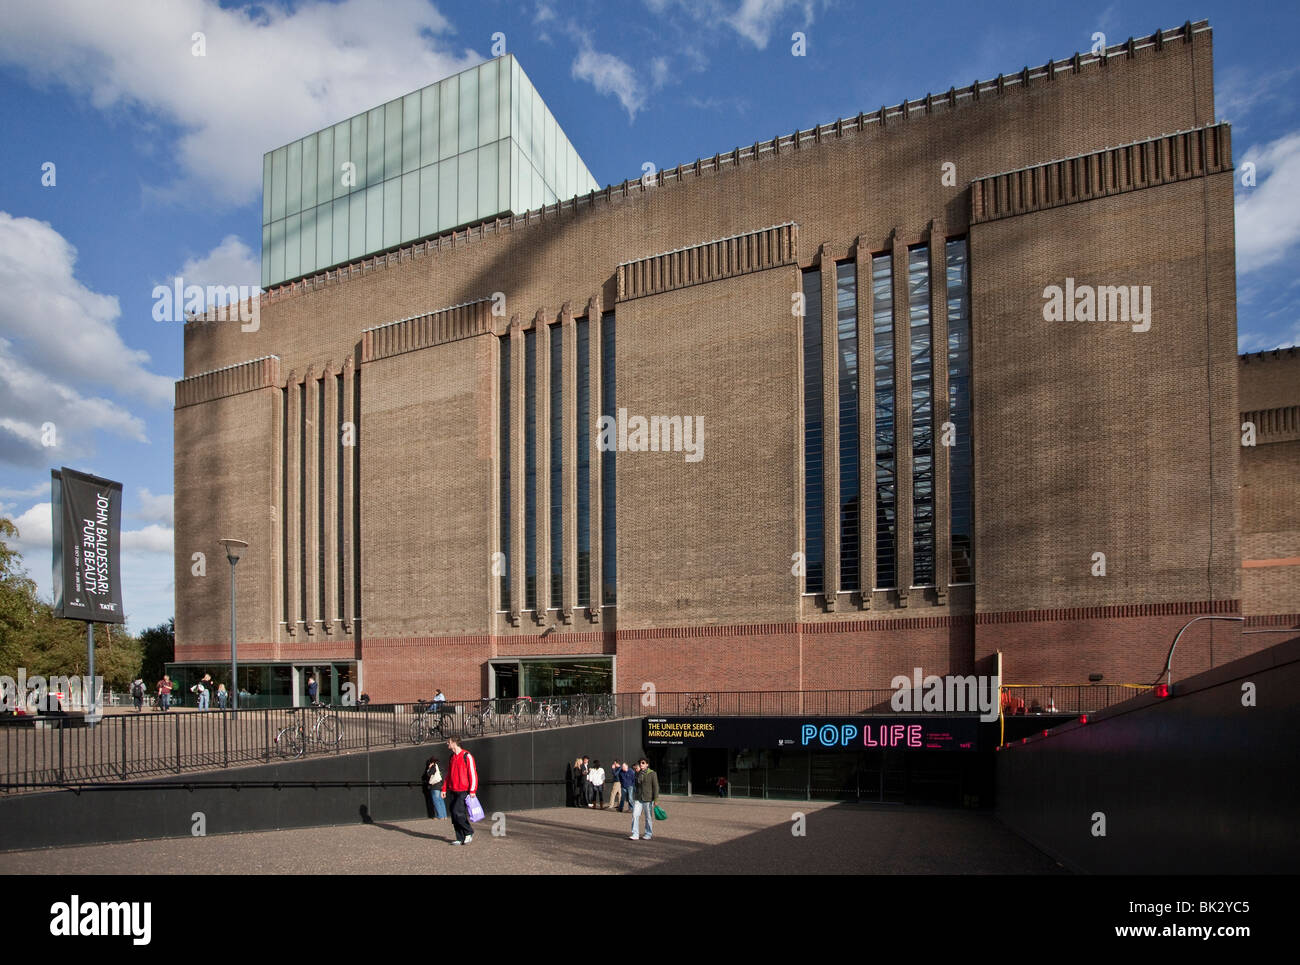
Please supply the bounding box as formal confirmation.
[0,516,147,691]
[139,618,175,684]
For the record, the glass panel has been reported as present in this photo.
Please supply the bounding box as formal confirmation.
[478,140,498,214]
[261,223,271,288]
[946,238,974,584]
[301,134,317,210]
[498,57,510,143]
[499,337,511,611]
[366,106,384,187]
[270,146,286,221]
[299,208,315,275]
[349,115,367,194]
[262,153,272,224]
[459,63,478,151]
[420,84,439,166]
[532,84,544,176]
[600,312,616,606]
[836,261,860,593]
[366,182,383,252]
[333,197,350,264]
[438,156,457,232]
[532,165,543,212]
[909,245,934,587]
[510,57,521,145]
[383,176,400,248]
[511,142,523,213]
[544,110,556,190]
[316,127,333,204]
[333,121,351,200]
[269,218,285,287]
[479,61,498,144]
[498,137,510,214]
[285,140,301,216]
[384,98,402,181]
[458,146,478,224]
[419,163,439,236]
[315,202,332,270]
[439,74,458,159]
[525,327,538,611]
[401,170,419,243]
[402,91,420,174]
[802,269,824,595]
[348,192,366,259]
[872,253,895,589]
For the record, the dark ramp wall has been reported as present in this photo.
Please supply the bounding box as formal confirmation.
[0,718,643,852]
[996,635,1300,873]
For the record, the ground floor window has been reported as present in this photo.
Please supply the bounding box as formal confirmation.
[490,657,612,700]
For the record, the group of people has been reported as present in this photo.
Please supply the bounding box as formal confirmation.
[133,674,230,712]
[423,736,481,845]
[569,756,660,840]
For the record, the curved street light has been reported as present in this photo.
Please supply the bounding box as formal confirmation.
[218,539,248,713]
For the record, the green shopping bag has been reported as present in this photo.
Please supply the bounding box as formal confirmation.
[653,804,667,821]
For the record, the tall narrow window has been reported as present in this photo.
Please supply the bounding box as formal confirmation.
[802,269,824,595]
[337,373,345,618]
[549,324,563,609]
[498,337,511,610]
[836,262,860,593]
[281,387,289,624]
[299,381,307,622]
[908,245,935,586]
[524,327,538,611]
[946,238,974,584]
[872,254,896,590]
[576,317,592,607]
[318,379,326,621]
[600,312,616,607]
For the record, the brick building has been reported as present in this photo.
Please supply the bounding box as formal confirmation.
[171,21,1297,707]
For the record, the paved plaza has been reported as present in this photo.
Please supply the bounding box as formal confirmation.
[0,798,1066,874]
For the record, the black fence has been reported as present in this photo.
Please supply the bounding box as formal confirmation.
[0,686,1146,790]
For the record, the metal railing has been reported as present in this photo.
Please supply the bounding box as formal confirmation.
[0,685,1146,791]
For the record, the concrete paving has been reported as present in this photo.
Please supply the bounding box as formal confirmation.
[0,797,1066,874]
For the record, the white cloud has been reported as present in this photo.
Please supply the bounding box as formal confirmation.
[572,42,645,120]
[0,0,481,207]
[134,488,174,526]
[1236,131,1300,275]
[167,234,262,309]
[122,523,174,555]
[0,214,167,469]
[650,56,671,90]
[727,0,815,50]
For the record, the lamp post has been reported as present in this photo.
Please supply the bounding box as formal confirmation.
[218,539,248,713]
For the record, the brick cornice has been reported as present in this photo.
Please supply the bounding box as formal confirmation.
[615,222,798,301]
[974,599,1240,624]
[175,355,281,408]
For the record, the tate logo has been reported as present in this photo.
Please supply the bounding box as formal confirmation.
[49,895,151,945]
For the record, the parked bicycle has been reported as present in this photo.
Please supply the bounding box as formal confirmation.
[462,699,520,736]
[409,699,456,743]
[274,702,343,759]
[535,699,560,728]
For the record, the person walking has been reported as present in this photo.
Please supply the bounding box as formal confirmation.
[306,674,319,705]
[130,677,145,713]
[630,759,659,840]
[618,761,637,813]
[156,675,172,712]
[609,759,622,810]
[588,759,606,809]
[198,673,213,709]
[216,683,228,710]
[425,754,447,820]
[445,736,478,845]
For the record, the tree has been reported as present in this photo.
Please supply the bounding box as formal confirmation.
[139,618,174,684]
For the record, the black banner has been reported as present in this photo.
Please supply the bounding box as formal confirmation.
[644,716,980,751]
[51,467,125,624]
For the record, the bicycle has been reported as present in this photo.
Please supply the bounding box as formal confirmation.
[462,700,496,737]
[274,702,342,759]
[566,695,589,725]
[409,699,456,743]
[509,696,532,730]
[591,693,615,720]
[535,699,560,728]
[684,694,711,715]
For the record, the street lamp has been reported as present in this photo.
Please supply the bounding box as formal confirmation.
[218,539,248,713]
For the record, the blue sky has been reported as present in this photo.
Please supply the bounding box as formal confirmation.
[0,0,1297,633]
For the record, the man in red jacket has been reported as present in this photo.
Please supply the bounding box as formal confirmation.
[445,736,479,845]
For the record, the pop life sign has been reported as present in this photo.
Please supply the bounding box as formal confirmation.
[644,716,979,751]
[51,467,125,624]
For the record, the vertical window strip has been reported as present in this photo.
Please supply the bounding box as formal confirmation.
[872,254,896,589]
[550,324,563,609]
[336,373,345,621]
[600,312,616,607]
[318,379,325,622]
[576,317,591,607]
[499,337,511,610]
[299,381,307,624]
[802,269,824,595]
[282,387,289,626]
[908,245,935,586]
[946,238,974,584]
[836,261,860,593]
[524,328,538,611]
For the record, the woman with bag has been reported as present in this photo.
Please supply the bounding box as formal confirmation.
[424,754,447,820]
[444,737,479,845]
